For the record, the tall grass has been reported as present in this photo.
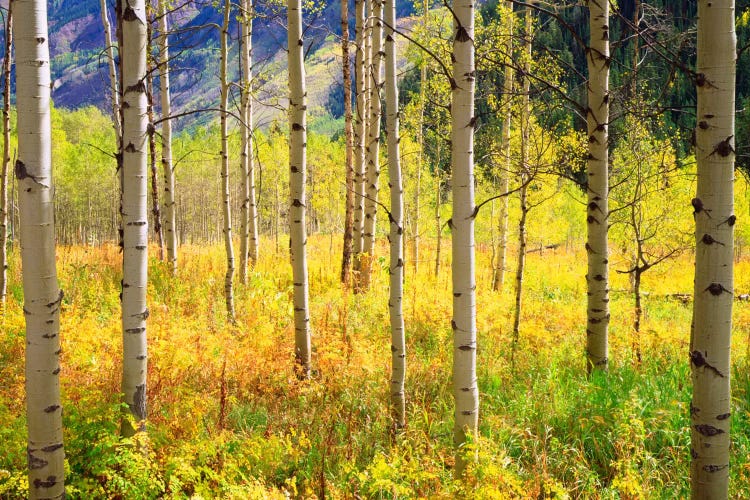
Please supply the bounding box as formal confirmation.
[0,236,748,498]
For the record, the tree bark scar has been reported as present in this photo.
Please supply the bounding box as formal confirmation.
[705,283,730,296]
[46,290,64,308]
[703,464,728,473]
[690,350,725,377]
[694,424,725,436]
[126,81,146,93]
[716,412,731,420]
[123,6,143,23]
[27,451,48,470]
[41,443,63,453]
[44,404,61,413]
[133,383,147,420]
[33,476,57,488]
[14,160,46,187]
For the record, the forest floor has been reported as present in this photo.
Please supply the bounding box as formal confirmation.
[1,236,749,498]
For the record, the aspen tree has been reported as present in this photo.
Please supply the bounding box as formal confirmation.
[288,0,312,377]
[511,3,531,367]
[145,30,164,260]
[157,0,177,275]
[361,0,384,290]
[411,0,428,276]
[352,0,368,287]
[120,0,149,435]
[100,0,122,143]
[492,0,513,292]
[219,0,236,320]
[691,0,735,495]
[585,0,610,372]
[15,0,65,494]
[384,0,405,429]
[239,0,258,282]
[340,0,355,285]
[451,0,477,476]
[0,3,12,305]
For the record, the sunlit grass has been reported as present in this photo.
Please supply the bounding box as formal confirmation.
[1,235,749,498]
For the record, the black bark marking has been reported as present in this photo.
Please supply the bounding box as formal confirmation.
[41,443,63,453]
[690,350,725,377]
[705,283,730,296]
[291,199,304,207]
[133,308,149,320]
[292,123,304,131]
[694,424,724,436]
[125,327,146,334]
[126,81,147,93]
[703,464,728,473]
[133,383,147,420]
[14,160,46,186]
[27,452,48,470]
[135,245,147,250]
[123,6,142,23]
[44,405,61,413]
[695,73,706,87]
[586,215,599,224]
[698,120,709,130]
[451,320,457,330]
[719,215,736,227]
[691,448,698,459]
[716,412,731,420]
[458,345,474,351]
[52,367,60,375]
[33,476,57,488]
[124,142,137,153]
[701,234,725,246]
[46,290,64,308]
[709,136,734,157]
[691,197,711,218]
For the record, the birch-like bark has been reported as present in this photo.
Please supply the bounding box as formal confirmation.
[15,1,65,495]
[361,0,384,291]
[157,0,177,275]
[691,0,735,496]
[340,0,355,285]
[511,4,531,369]
[219,0,235,321]
[100,0,122,142]
[239,0,258,283]
[352,0,367,285]
[289,0,312,378]
[120,0,149,436]
[411,0,427,276]
[451,0,477,476]
[146,57,164,260]
[492,0,513,292]
[0,4,12,305]
[384,0,405,430]
[585,0,610,372]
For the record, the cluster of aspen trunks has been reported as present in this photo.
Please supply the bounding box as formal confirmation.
[0,0,737,497]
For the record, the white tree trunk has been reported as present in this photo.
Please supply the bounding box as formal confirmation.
[341,0,355,284]
[352,0,367,284]
[691,0,735,496]
[451,0,477,476]
[511,4,531,367]
[288,0,312,378]
[220,0,236,320]
[100,0,122,143]
[492,0,513,292]
[120,0,149,435]
[239,0,258,283]
[15,1,65,495]
[585,0,610,372]
[384,0,405,430]
[0,4,12,305]
[361,0,384,290]
[158,0,177,275]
